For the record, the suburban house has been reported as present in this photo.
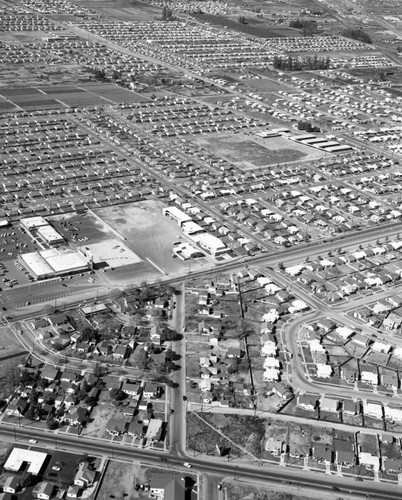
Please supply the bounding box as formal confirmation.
[106,417,127,436]
[297,394,318,411]
[74,462,96,488]
[320,396,340,413]
[148,473,186,500]
[334,439,355,468]
[364,400,383,420]
[360,364,378,385]
[3,476,20,494]
[32,482,54,500]
[265,438,285,456]
[312,443,332,464]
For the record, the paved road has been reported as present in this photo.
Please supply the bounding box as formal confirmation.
[169,282,187,456]
[1,425,400,500]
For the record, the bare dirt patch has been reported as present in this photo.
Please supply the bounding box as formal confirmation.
[95,200,209,276]
[191,133,324,169]
[96,461,146,500]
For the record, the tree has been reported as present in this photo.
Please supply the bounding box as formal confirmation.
[165,349,181,361]
[238,15,247,24]
[162,327,181,342]
[47,417,58,430]
[21,473,36,488]
[162,5,173,21]
[25,403,38,421]
[110,388,126,401]
[341,27,372,44]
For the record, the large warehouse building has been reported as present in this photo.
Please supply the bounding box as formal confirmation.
[19,248,91,280]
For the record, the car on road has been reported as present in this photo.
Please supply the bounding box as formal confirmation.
[217,484,223,490]
[183,462,192,468]
[28,439,38,444]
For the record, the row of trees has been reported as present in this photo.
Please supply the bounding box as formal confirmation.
[341,27,372,44]
[273,54,330,71]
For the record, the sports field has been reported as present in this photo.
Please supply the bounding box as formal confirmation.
[193,134,324,168]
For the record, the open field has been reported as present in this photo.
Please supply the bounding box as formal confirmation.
[187,413,265,459]
[96,201,199,276]
[192,134,323,169]
[222,483,310,500]
[192,13,301,38]
[0,64,92,89]
[75,0,162,21]
[96,460,146,500]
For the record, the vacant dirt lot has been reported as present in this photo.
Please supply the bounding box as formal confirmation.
[97,460,147,500]
[193,133,324,169]
[96,200,195,275]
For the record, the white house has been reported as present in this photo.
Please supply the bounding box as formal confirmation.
[263,367,280,382]
[316,364,332,378]
[384,404,402,423]
[364,400,383,419]
[361,368,378,386]
[261,341,276,357]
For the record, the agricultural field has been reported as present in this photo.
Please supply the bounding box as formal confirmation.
[0,83,147,109]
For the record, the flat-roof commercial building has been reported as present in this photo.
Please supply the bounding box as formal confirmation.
[20,216,64,246]
[20,216,48,231]
[162,207,192,226]
[19,248,90,280]
[325,144,354,153]
[37,225,64,245]
[189,233,227,256]
[4,448,48,475]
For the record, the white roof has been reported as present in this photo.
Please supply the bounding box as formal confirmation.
[37,225,63,243]
[145,418,163,439]
[81,303,108,315]
[191,233,226,252]
[162,206,191,224]
[20,251,53,278]
[359,452,380,471]
[263,357,280,368]
[336,326,354,339]
[45,250,88,273]
[371,341,391,353]
[309,339,325,352]
[263,368,280,380]
[182,221,204,234]
[316,364,332,377]
[5,448,47,475]
[20,216,48,229]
